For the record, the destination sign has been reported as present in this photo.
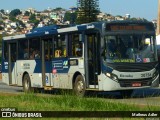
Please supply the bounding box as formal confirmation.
[110,25,146,31]
[113,59,135,63]
[106,23,154,31]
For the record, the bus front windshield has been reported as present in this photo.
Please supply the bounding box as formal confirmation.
[103,35,156,63]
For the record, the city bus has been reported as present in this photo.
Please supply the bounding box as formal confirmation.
[1,20,159,97]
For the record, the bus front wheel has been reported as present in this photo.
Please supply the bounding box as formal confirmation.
[73,75,86,97]
[23,74,33,93]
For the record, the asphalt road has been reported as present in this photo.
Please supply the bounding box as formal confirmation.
[0,81,23,93]
[0,80,160,106]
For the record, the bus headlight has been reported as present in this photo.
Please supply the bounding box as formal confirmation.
[106,72,118,82]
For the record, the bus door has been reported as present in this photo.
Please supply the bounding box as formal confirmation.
[85,32,101,88]
[8,42,17,85]
[42,38,53,87]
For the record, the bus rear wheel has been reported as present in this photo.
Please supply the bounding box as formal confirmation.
[23,74,33,93]
[73,75,86,97]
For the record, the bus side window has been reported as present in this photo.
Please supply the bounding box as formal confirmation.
[18,39,29,60]
[42,37,53,61]
[54,34,66,58]
[10,44,17,62]
[55,50,62,57]
[75,43,82,56]
[4,42,8,60]
[69,33,82,57]
[24,48,29,59]
[29,38,41,60]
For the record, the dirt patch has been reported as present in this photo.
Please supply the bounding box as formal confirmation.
[0,92,19,96]
[0,73,1,80]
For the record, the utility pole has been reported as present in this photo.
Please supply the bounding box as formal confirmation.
[157,0,160,35]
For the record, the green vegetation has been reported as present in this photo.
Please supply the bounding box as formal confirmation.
[24,11,30,16]
[53,7,63,11]
[0,37,1,63]
[0,93,159,111]
[0,9,5,14]
[76,0,100,24]
[64,11,77,24]
[0,93,158,120]
[9,9,22,17]
[29,14,40,27]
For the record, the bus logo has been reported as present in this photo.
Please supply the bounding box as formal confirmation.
[63,61,68,68]
[63,61,68,66]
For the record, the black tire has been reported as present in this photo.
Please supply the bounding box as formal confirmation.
[73,75,86,97]
[23,74,33,93]
[120,90,133,98]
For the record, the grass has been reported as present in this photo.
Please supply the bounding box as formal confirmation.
[0,92,159,120]
[0,92,159,111]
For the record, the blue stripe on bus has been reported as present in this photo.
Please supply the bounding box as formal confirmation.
[33,60,53,73]
[34,60,42,73]
[33,59,70,74]
[26,25,59,37]
[77,25,87,31]
[45,61,52,73]
[2,60,8,73]
[52,58,70,73]
[1,61,15,73]
[26,30,58,38]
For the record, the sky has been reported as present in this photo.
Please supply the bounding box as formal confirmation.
[0,0,158,21]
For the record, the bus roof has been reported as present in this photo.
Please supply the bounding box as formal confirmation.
[26,22,103,38]
[2,22,104,40]
[3,34,26,41]
[2,20,154,41]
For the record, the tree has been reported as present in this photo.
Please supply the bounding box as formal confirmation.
[64,11,77,24]
[53,7,63,11]
[9,16,17,22]
[28,14,40,27]
[29,14,36,21]
[0,9,5,14]
[76,0,100,24]
[0,26,3,30]
[9,9,22,17]
[0,34,2,49]
[116,15,123,18]
[24,11,30,16]
[32,20,40,28]
[16,20,26,28]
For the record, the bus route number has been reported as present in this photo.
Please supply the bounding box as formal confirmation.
[141,73,151,78]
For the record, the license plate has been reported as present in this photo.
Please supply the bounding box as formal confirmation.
[132,82,141,87]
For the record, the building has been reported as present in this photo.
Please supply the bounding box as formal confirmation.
[115,16,124,21]
[50,12,61,21]
[125,14,131,19]
[27,8,36,14]
[22,16,30,23]
[97,12,106,21]
[69,7,78,13]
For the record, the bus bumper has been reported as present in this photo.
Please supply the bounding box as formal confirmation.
[98,74,159,91]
